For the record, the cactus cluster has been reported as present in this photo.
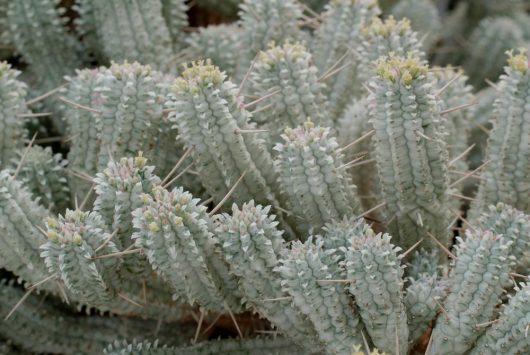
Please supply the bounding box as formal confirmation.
[1,0,530,354]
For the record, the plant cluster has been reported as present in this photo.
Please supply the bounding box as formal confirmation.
[0,0,529,354]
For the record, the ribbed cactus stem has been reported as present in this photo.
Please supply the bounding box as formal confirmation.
[406,248,442,279]
[7,0,84,89]
[132,185,241,311]
[357,16,425,84]
[92,0,174,71]
[169,61,280,209]
[471,282,530,355]
[370,53,451,252]
[274,120,362,236]
[65,65,192,190]
[321,217,374,256]
[337,97,378,210]
[465,18,525,87]
[0,279,190,354]
[478,203,530,273]
[472,51,530,216]
[345,232,409,354]
[63,68,102,178]
[40,209,121,306]
[94,62,169,171]
[249,42,331,146]
[427,229,514,355]
[104,337,306,355]
[10,146,70,214]
[185,24,241,78]
[0,62,28,169]
[0,170,52,289]
[93,153,160,275]
[390,0,442,52]
[312,0,380,119]
[431,66,475,195]
[237,0,304,74]
[216,201,321,350]
[404,274,447,346]
[0,279,117,354]
[277,237,363,353]
[468,87,496,170]
[73,0,104,61]
[0,1,12,60]
[160,0,189,52]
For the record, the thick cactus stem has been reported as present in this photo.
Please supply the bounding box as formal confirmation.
[370,54,451,252]
[471,282,530,355]
[132,185,241,311]
[169,61,280,209]
[0,62,28,169]
[40,209,121,306]
[249,42,332,146]
[274,120,362,235]
[472,51,530,216]
[216,201,321,350]
[345,232,409,354]
[427,229,514,355]
[277,237,363,353]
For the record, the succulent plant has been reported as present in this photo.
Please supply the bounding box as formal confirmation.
[312,0,380,119]
[345,232,409,354]
[274,120,362,235]
[7,0,85,90]
[370,54,451,252]
[0,62,28,169]
[427,229,514,354]
[464,17,526,87]
[1,1,530,354]
[9,145,70,214]
[249,42,332,146]
[472,51,530,217]
[390,0,442,52]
